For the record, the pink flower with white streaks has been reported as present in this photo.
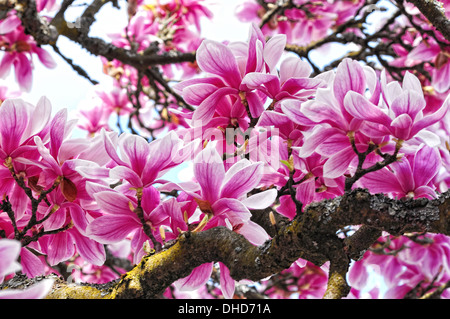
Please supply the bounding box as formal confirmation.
[407,34,450,94]
[359,144,441,200]
[162,144,277,245]
[102,130,193,191]
[282,58,380,178]
[0,26,56,92]
[348,233,450,299]
[0,97,52,162]
[241,56,325,110]
[174,23,286,124]
[344,70,449,144]
[86,186,173,264]
[0,239,53,299]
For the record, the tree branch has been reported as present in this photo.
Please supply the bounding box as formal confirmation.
[406,0,450,42]
[37,188,450,299]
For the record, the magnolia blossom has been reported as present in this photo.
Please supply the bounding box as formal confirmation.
[0,26,56,92]
[359,144,441,199]
[162,145,277,298]
[87,186,172,264]
[174,23,286,123]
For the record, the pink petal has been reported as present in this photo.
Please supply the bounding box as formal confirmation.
[323,146,356,179]
[102,130,128,167]
[0,53,14,78]
[192,86,238,123]
[295,178,315,207]
[175,262,213,291]
[119,133,149,176]
[194,145,225,203]
[360,167,402,194]
[301,99,348,129]
[241,188,277,209]
[432,62,450,93]
[245,90,265,118]
[196,40,241,88]
[182,83,219,105]
[20,247,45,278]
[413,145,441,187]
[70,228,106,266]
[219,262,235,299]
[0,15,21,34]
[141,186,161,220]
[35,47,57,69]
[236,220,270,246]
[411,95,449,136]
[0,279,54,299]
[390,114,413,140]
[45,231,75,265]
[212,198,252,223]
[413,185,438,199]
[0,99,29,155]
[343,91,392,126]
[0,239,21,279]
[263,34,286,72]
[241,73,280,97]
[49,108,67,159]
[220,161,263,199]
[390,91,425,120]
[390,159,414,194]
[298,127,343,158]
[14,54,33,92]
[280,99,317,126]
[94,191,140,219]
[87,215,140,244]
[402,71,424,98]
[280,56,312,83]
[333,58,366,106]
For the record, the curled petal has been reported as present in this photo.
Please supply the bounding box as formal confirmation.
[196,40,241,88]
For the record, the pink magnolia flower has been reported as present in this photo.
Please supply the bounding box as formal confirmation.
[102,130,193,191]
[95,84,134,116]
[407,34,450,93]
[262,258,329,299]
[0,26,56,92]
[86,186,172,264]
[241,56,325,110]
[282,58,380,178]
[344,70,449,143]
[359,144,441,199]
[0,239,53,299]
[174,23,286,124]
[161,145,278,298]
[161,144,277,245]
[0,97,52,162]
[348,233,450,298]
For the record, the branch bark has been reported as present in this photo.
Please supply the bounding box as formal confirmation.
[406,0,450,42]
[36,188,450,299]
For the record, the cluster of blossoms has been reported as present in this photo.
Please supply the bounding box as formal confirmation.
[235,0,366,46]
[79,0,213,138]
[1,0,450,299]
[389,0,450,95]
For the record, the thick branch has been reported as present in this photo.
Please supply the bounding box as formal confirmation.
[39,189,450,299]
[406,0,450,42]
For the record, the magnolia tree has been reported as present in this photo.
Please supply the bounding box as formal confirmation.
[0,0,450,300]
